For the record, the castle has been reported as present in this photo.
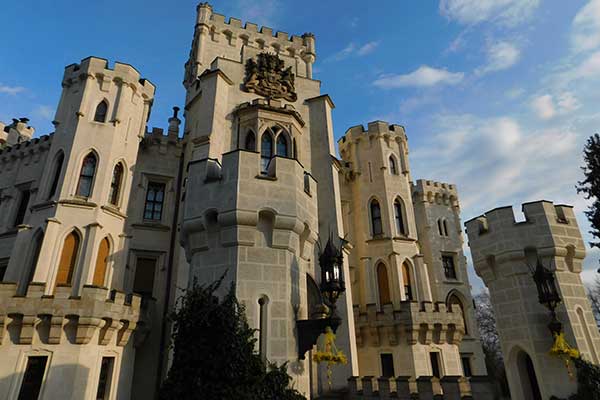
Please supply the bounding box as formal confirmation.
[2,3,593,400]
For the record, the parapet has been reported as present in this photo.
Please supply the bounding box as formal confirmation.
[0,134,53,167]
[338,121,406,149]
[0,282,143,347]
[197,3,315,58]
[143,126,183,147]
[63,57,155,99]
[412,179,459,207]
[353,301,465,347]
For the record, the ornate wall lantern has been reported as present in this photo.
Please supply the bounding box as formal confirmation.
[530,257,562,334]
[296,235,346,359]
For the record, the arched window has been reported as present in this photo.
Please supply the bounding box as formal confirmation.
[389,156,398,175]
[48,152,64,200]
[108,163,124,206]
[438,220,443,235]
[94,100,108,123]
[443,220,449,236]
[370,200,383,236]
[55,231,81,289]
[93,238,110,287]
[261,132,273,174]
[448,293,468,335]
[377,263,391,306]
[258,295,269,361]
[21,230,44,295]
[276,134,288,157]
[402,262,413,300]
[245,131,256,151]
[76,152,97,198]
[394,198,407,236]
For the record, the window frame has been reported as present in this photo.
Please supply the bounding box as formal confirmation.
[394,198,407,236]
[13,350,53,400]
[442,254,458,280]
[93,100,109,123]
[370,199,383,237]
[143,181,166,222]
[108,163,125,207]
[76,152,98,198]
[131,253,160,298]
[389,155,398,175]
[13,188,31,227]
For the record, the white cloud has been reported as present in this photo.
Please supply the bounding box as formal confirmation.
[34,105,54,120]
[577,51,600,78]
[477,41,521,75]
[530,93,581,120]
[439,0,540,26]
[531,95,556,119]
[326,41,380,62]
[0,84,25,95]
[233,0,281,27]
[572,0,600,53]
[373,66,464,89]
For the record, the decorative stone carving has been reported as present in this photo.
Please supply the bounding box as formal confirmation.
[243,53,297,102]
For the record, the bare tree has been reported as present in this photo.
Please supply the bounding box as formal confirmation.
[586,276,600,325]
[474,290,510,399]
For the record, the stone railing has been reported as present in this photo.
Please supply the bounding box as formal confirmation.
[347,375,494,400]
[0,282,143,347]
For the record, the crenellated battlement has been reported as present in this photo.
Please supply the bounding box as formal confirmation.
[412,179,459,206]
[0,282,144,347]
[62,56,155,99]
[143,127,183,147]
[353,301,465,348]
[339,121,406,148]
[196,3,315,57]
[465,200,586,282]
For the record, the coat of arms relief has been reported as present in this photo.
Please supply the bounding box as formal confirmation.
[243,53,298,102]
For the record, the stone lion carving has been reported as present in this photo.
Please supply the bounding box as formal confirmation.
[243,53,297,102]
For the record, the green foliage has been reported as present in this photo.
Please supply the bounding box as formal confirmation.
[159,276,305,400]
[577,134,600,256]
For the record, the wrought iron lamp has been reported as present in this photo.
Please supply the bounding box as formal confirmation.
[530,257,562,335]
[296,235,346,359]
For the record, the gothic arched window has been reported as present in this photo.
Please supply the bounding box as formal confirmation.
[245,131,256,151]
[55,231,81,290]
[448,293,468,335]
[389,156,398,175]
[370,199,383,236]
[93,237,110,287]
[94,100,108,123]
[48,152,64,200]
[377,263,391,306]
[261,132,273,174]
[394,198,407,236]
[402,262,413,300]
[76,152,97,198]
[276,134,288,157]
[108,163,124,206]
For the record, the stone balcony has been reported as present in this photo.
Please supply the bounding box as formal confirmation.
[0,282,144,347]
[353,301,465,347]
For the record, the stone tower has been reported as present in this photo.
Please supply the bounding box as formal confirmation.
[179,3,357,396]
[338,122,484,380]
[465,201,600,400]
[0,57,155,399]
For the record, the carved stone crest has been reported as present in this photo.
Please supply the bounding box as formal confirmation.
[243,53,297,102]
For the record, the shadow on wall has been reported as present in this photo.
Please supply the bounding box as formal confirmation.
[0,364,90,400]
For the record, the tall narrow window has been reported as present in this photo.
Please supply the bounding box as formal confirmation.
[443,220,449,236]
[389,156,398,175]
[93,238,110,287]
[377,263,391,305]
[394,198,406,236]
[94,101,108,123]
[245,131,256,151]
[461,355,472,377]
[76,153,97,198]
[48,153,64,200]
[144,182,165,221]
[442,255,457,280]
[260,132,273,174]
[402,262,413,300]
[437,219,443,235]
[370,200,383,236]
[55,231,80,289]
[95,357,115,400]
[276,134,288,157]
[448,294,468,335]
[14,189,31,226]
[17,356,48,400]
[108,164,124,206]
[380,354,395,378]
[430,352,441,378]
[23,232,44,293]
[293,138,298,159]
[133,257,156,297]
[258,296,269,360]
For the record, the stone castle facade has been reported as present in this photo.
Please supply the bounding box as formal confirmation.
[1,3,566,399]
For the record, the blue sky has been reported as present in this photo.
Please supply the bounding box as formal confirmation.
[2,0,600,291]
